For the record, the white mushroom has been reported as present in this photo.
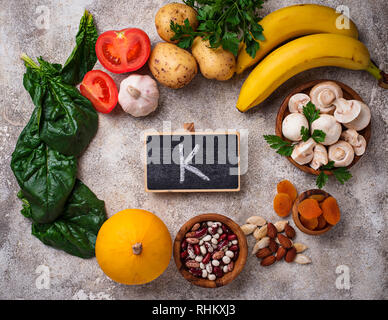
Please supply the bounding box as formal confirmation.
[328,141,355,167]
[309,81,343,113]
[282,113,309,141]
[343,101,371,131]
[118,74,159,117]
[291,138,317,165]
[310,144,328,170]
[310,114,342,146]
[341,129,367,156]
[333,98,361,123]
[288,93,311,113]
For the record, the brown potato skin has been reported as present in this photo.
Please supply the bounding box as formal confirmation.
[155,3,198,43]
[192,37,236,81]
[148,42,198,89]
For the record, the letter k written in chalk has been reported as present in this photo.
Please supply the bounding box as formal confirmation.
[179,143,210,184]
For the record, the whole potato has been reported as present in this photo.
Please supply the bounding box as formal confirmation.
[148,42,198,89]
[155,3,198,43]
[192,37,236,81]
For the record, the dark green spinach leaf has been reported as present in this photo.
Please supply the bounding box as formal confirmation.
[11,107,77,224]
[61,10,98,86]
[22,180,106,258]
[22,56,98,157]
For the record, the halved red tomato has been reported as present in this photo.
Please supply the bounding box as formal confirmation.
[80,70,118,114]
[96,28,151,74]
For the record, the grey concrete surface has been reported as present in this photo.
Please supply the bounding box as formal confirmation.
[0,0,387,300]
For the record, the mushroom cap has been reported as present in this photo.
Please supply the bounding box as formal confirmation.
[282,113,309,142]
[288,93,311,113]
[328,141,355,167]
[333,98,361,123]
[311,114,342,146]
[341,129,367,156]
[291,138,317,165]
[118,74,159,117]
[310,81,343,114]
[343,101,371,131]
[310,144,328,170]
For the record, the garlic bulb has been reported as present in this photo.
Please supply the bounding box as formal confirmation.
[118,74,159,117]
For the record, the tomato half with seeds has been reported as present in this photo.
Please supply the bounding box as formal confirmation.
[96,28,151,74]
[80,70,118,114]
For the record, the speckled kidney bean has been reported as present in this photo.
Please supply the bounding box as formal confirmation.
[227,234,237,241]
[186,238,200,244]
[202,252,211,264]
[216,239,228,251]
[213,266,223,278]
[181,220,239,281]
[193,244,200,255]
[194,228,207,238]
[181,250,188,259]
[191,223,201,232]
[219,233,227,241]
[186,260,200,268]
[190,268,202,276]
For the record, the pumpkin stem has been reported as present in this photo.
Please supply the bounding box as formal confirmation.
[132,242,142,255]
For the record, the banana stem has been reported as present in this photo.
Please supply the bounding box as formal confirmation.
[367,60,388,89]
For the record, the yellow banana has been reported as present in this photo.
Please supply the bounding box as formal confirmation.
[236,33,387,112]
[236,4,359,74]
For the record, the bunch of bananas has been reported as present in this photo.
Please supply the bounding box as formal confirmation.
[236,4,387,112]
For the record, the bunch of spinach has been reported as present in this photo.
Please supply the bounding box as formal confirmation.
[11,11,106,258]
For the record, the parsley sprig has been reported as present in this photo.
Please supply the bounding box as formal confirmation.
[300,102,326,143]
[263,135,294,157]
[316,161,352,189]
[170,0,265,57]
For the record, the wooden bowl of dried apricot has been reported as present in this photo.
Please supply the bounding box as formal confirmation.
[292,189,340,235]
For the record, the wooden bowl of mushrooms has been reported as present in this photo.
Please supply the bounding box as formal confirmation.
[173,213,248,288]
[275,80,371,175]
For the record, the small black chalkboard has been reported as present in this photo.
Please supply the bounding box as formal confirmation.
[145,132,240,192]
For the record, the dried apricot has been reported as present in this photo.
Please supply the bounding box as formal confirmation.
[273,193,292,217]
[277,180,298,201]
[299,215,318,230]
[317,214,327,230]
[308,194,326,202]
[298,199,322,219]
[321,197,341,225]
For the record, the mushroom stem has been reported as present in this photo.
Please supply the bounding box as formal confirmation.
[127,86,141,99]
[132,242,143,255]
[367,61,388,89]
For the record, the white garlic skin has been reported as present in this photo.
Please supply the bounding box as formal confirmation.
[118,74,159,117]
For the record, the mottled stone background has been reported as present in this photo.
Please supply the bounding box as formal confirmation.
[0,0,386,300]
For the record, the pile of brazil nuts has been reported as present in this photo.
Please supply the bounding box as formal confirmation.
[241,216,311,266]
[181,221,239,280]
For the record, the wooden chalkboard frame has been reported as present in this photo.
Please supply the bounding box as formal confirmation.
[144,131,241,193]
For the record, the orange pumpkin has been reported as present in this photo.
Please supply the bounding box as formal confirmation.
[95,209,172,285]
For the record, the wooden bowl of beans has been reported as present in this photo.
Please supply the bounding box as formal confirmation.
[173,213,248,288]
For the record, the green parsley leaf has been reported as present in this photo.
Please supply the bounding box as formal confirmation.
[263,135,294,157]
[320,161,335,170]
[311,129,326,143]
[316,172,328,189]
[333,168,352,184]
[303,101,320,126]
[300,126,310,142]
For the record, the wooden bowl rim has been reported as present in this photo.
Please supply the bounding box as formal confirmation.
[275,79,371,176]
[292,189,333,235]
[173,213,248,288]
